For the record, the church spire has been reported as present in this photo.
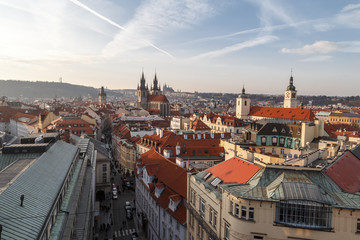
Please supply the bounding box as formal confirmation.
[140,70,146,89]
[287,69,296,91]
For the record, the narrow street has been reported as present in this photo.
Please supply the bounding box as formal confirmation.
[97,159,143,240]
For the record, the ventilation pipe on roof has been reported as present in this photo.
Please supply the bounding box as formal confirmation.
[20,194,24,207]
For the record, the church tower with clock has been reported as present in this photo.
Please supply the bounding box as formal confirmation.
[283,73,297,108]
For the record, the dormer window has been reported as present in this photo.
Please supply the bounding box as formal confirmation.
[272,127,277,133]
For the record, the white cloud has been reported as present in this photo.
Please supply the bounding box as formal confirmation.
[250,0,294,29]
[194,35,278,59]
[281,40,360,55]
[101,0,215,58]
[299,55,332,62]
[341,3,360,12]
[281,41,339,55]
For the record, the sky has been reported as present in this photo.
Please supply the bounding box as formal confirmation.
[0,0,359,96]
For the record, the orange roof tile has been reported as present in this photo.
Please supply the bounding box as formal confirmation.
[148,95,169,103]
[206,157,261,184]
[249,106,316,121]
[324,151,360,193]
[192,119,211,130]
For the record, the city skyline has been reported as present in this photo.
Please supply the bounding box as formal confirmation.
[0,0,359,95]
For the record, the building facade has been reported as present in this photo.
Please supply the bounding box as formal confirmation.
[186,151,360,240]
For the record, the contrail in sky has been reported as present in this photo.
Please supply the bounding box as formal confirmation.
[69,0,175,58]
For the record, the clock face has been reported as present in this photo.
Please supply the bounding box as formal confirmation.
[291,92,296,98]
[285,92,290,99]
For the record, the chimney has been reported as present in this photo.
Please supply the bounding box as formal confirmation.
[160,129,163,138]
[20,194,24,207]
[60,129,71,143]
[163,149,171,158]
[176,144,181,156]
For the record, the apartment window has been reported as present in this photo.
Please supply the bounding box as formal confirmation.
[280,149,284,155]
[261,137,266,145]
[253,236,264,240]
[235,204,240,217]
[272,137,277,145]
[272,148,276,154]
[102,164,107,172]
[279,137,285,145]
[357,219,360,233]
[200,198,205,218]
[209,208,213,225]
[224,223,230,240]
[249,207,254,220]
[287,138,292,147]
[190,189,196,205]
[230,201,233,214]
[80,123,85,127]
[241,206,247,219]
[275,201,332,229]
[189,214,194,228]
[102,172,107,183]
[214,211,217,229]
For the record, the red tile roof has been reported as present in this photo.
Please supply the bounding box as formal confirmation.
[139,148,188,197]
[249,106,316,121]
[324,123,358,138]
[148,95,169,103]
[324,151,360,193]
[206,157,261,184]
[192,119,211,131]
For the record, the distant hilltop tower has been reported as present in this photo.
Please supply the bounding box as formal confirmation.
[283,70,297,108]
[98,86,107,105]
[59,76,62,83]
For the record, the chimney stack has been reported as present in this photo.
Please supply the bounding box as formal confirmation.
[20,194,24,207]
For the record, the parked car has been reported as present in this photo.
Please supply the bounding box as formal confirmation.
[126,209,132,219]
[112,191,118,200]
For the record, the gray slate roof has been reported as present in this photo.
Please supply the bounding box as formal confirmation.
[0,141,79,240]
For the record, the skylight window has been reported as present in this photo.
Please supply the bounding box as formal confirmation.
[210,177,222,187]
[204,172,212,180]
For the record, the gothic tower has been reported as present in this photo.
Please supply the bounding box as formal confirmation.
[137,71,149,109]
[150,73,161,95]
[98,86,107,105]
[283,72,297,108]
[236,85,251,119]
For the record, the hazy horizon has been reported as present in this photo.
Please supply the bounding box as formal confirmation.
[0,0,359,95]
